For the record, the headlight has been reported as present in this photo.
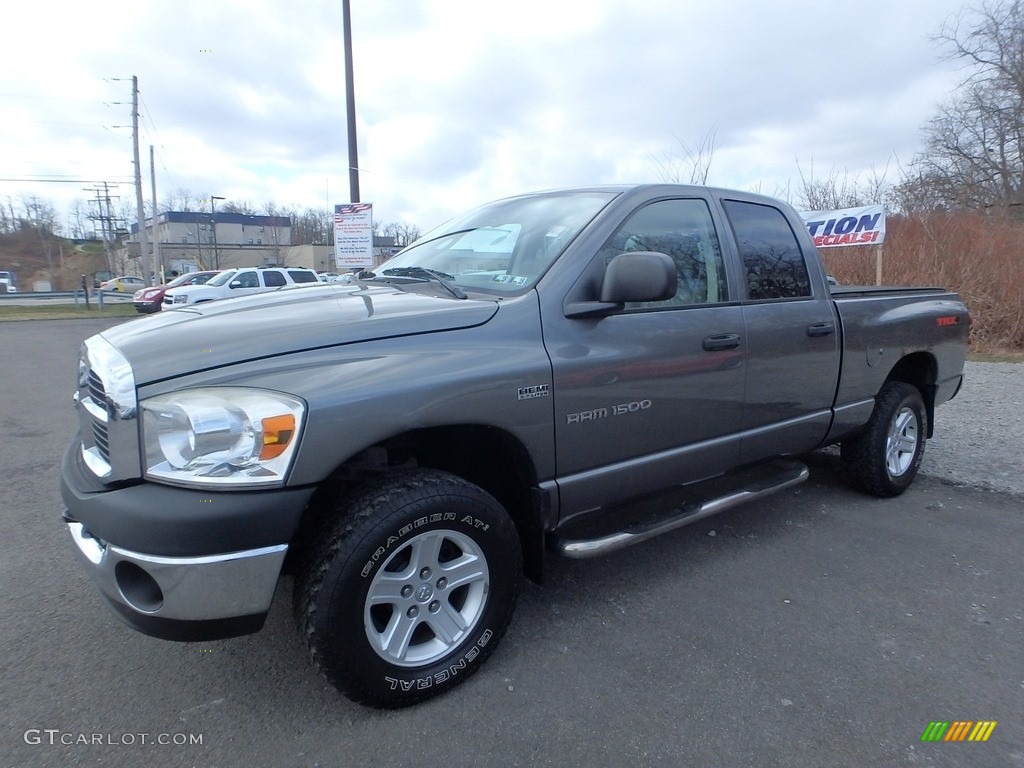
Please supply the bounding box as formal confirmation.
[142,388,305,488]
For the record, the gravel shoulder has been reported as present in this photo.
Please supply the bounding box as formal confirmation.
[920,361,1024,496]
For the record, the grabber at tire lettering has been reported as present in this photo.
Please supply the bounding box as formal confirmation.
[295,469,522,708]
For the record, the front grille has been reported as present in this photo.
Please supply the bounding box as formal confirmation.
[84,366,111,464]
[77,335,139,482]
[91,418,110,461]
[87,370,105,405]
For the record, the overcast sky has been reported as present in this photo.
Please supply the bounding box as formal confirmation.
[1,0,975,232]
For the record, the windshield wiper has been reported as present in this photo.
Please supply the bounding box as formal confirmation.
[378,267,467,299]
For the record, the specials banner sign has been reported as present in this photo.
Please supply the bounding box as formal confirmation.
[799,204,886,248]
[334,203,374,269]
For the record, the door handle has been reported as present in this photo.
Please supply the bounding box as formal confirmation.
[807,321,835,337]
[702,333,741,351]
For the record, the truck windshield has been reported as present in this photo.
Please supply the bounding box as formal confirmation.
[374,191,615,295]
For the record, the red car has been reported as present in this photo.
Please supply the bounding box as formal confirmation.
[132,271,220,313]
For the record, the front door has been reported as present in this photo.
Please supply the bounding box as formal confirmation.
[543,196,746,522]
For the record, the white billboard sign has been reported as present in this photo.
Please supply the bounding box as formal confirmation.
[334,203,374,269]
[799,204,886,248]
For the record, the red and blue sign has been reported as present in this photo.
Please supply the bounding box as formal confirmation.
[799,204,886,248]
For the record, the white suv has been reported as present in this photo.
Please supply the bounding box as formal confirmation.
[163,267,319,307]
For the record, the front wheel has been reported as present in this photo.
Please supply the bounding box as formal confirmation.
[295,470,522,708]
[841,381,928,497]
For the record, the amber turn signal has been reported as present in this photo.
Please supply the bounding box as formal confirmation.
[260,414,296,459]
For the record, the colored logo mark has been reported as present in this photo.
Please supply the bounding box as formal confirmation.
[921,721,997,742]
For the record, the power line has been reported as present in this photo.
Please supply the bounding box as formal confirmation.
[137,92,183,193]
[0,92,111,104]
[0,177,131,184]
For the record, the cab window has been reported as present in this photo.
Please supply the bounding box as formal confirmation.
[234,271,259,289]
[721,200,811,300]
[599,198,728,309]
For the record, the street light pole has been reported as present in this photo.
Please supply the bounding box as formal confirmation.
[342,0,360,203]
[210,195,225,269]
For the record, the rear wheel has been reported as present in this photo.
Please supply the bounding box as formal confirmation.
[842,381,928,497]
[295,469,521,708]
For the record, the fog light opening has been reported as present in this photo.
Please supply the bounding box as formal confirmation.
[115,560,164,613]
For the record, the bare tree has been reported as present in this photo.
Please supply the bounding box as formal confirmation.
[650,128,718,185]
[290,207,333,245]
[261,202,289,265]
[793,159,891,211]
[167,187,201,212]
[19,194,60,236]
[67,199,91,239]
[381,221,421,247]
[221,199,258,214]
[905,0,1024,213]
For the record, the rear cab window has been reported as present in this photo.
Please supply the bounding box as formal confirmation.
[721,200,811,301]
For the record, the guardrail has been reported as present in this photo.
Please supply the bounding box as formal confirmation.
[0,290,134,306]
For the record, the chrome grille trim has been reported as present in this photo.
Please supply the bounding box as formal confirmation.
[75,336,140,482]
[92,420,110,460]
[87,370,105,405]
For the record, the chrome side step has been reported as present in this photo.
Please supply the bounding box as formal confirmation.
[554,460,809,559]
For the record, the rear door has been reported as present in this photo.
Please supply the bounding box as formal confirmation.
[718,197,839,463]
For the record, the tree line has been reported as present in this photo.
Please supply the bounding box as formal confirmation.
[0,189,421,249]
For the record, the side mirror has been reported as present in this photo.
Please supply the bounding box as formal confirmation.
[229,280,241,288]
[600,251,677,303]
[564,251,678,318]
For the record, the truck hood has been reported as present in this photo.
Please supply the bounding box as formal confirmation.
[100,283,499,385]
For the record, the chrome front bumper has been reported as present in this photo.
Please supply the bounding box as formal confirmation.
[67,522,287,638]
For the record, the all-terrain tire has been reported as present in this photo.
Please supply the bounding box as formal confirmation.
[295,469,522,708]
[841,381,928,497]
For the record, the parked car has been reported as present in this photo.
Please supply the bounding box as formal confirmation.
[0,270,16,293]
[62,184,969,708]
[162,267,320,307]
[132,271,221,314]
[99,276,145,293]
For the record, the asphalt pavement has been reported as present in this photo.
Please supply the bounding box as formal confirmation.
[1,319,1021,768]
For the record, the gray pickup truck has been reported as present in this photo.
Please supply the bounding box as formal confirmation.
[61,185,969,707]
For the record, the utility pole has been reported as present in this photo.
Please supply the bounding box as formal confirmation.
[210,195,224,269]
[85,183,119,275]
[342,0,360,203]
[132,75,152,285]
[150,145,163,281]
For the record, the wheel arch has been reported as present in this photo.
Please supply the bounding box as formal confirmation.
[289,424,546,583]
[883,352,938,437]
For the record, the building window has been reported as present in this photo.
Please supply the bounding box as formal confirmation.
[182,237,188,243]
[248,238,254,245]
[257,239,262,245]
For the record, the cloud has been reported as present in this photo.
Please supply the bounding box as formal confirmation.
[0,0,968,232]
